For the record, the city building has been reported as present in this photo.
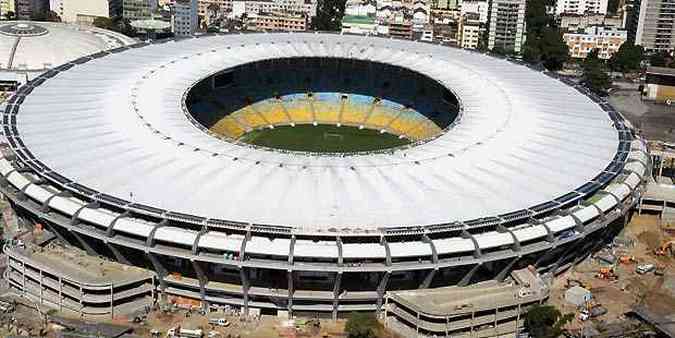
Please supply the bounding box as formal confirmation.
[642,67,675,104]
[460,12,481,48]
[460,0,488,23]
[560,13,622,31]
[385,18,414,39]
[123,0,156,21]
[432,0,461,9]
[433,22,459,43]
[344,0,375,16]
[247,11,307,31]
[14,0,48,19]
[0,0,16,17]
[60,0,122,24]
[563,25,627,59]
[341,14,377,35]
[487,0,526,54]
[554,0,608,15]
[173,0,198,36]
[634,0,675,51]
[231,0,316,19]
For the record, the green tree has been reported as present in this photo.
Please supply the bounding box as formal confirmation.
[3,10,15,20]
[92,16,137,37]
[649,50,671,67]
[92,16,116,31]
[609,43,643,73]
[31,10,61,22]
[525,305,574,338]
[522,0,568,70]
[344,312,378,338]
[311,0,346,31]
[583,49,612,94]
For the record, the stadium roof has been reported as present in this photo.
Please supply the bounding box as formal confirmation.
[14,33,620,231]
[0,21,135,72]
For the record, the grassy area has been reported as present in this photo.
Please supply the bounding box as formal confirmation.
[239,124,410,153]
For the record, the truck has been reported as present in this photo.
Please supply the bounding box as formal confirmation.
[167,327,203,338]
[208,318,230,327]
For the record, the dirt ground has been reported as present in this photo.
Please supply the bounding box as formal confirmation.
[548,214,675,333]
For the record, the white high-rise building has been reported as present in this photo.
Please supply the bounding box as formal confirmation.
[61,0,122,24]
[487,0,526,54]
[635,0,675,51]
[173,0,198,36]
[554,0,607,15]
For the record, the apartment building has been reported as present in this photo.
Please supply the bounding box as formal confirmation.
[555,0,608,15]
[634,0,675,51]
[563,25,627,59]
[487,0,526,54]
[173,0,198,36]
[247,11,307,31]
[60,0,122,23]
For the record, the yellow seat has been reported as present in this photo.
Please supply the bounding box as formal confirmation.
[313,100,341,123]
[340,100,370,125]
[255,101,289,125]
[365,105,397,128]
[284,99,313,123]
[388,110,420,136]
[210,116,245,139]
[234,108,267,129]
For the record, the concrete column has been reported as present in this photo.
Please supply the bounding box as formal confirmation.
[376,272,390,313]
[496,257,519,282]
[58,276,63,311]
[332,272,342,320]
[191,260,208,311]
[70,231,97,257]
[459,264,481,287]
[287,270,294,317]
[39,270,43,304]
[419,268,436,289]
[110,284,114,319]
[240,268,249,316]
[107,242,131,265]
[148,253,168,291]
[79,284,83,316]
[494,307,498,333]
[21,262,25,296]
[416,311,420,336]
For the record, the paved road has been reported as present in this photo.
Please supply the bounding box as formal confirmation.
[609,88,675,143]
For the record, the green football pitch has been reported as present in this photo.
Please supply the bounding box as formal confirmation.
[238,124,410,153]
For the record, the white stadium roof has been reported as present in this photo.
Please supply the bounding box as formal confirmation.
[0,21,135,72]
[15,33,620,231]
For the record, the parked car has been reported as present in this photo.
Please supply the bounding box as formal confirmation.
[636,264,656,275]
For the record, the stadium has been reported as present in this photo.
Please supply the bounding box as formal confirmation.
[0,32,649,331]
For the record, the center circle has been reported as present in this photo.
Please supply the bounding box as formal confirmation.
[185,57,460,153]
[0,22,49,37]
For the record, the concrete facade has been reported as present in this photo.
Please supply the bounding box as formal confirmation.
[635,0,675,51]
[173,0,198,36]
[487,0,526,54]
[555,0,608,15]
[563,26,627,59]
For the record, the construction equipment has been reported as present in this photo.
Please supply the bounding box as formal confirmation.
[595,267,618,280]
[619,255,637,264]
[654,240,674,257]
